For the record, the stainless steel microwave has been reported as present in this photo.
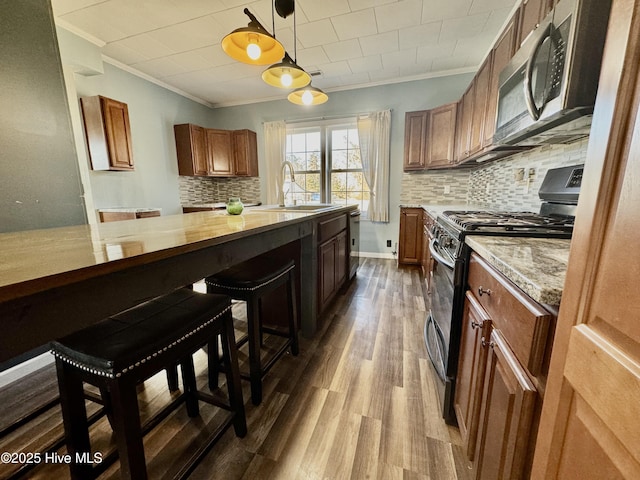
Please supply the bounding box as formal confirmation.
[493,0,612,146]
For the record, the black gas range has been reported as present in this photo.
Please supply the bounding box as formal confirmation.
[425,165,582,425]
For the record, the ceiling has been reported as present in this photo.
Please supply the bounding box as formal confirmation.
[52,0,518,108]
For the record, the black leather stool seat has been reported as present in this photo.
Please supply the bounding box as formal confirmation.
[51,288,246,480]
[205,256,299,405]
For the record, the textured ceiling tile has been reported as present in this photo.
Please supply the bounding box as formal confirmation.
[421,0,473,22]
[323,39,363,62]
[146,16,227,54]
[297,0,351,21]
[381,48,418,69]
[359,30,399,56]
[296,19,339,48]
[469,0,516,16]
[331,9,378,41]
[416,40,457,62]
[375,0,423,33]
[348,54,383,74]
[297,46,331,67]
[348,0,397,11]
[399,21,441,49]
[102,42,150,65]
[438,12,490,42]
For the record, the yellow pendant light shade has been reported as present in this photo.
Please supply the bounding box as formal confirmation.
[221,9,285,65]
[262,53,311,89]
[288,85,329,105]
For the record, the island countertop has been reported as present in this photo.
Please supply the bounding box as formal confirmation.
[465,236,572,306]
[0,205,355,362]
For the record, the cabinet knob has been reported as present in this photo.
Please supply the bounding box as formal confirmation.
[478,286,492,297]
[471,320,482,329]
[481,337,495,348]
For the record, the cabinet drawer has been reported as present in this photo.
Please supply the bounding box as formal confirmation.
[318,214,347,243]
[467,253,552,375]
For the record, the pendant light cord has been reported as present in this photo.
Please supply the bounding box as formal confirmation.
[293,3,297,62]
[272,0,276,38]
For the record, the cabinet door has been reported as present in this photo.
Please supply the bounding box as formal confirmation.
[102,98,134,170]
[455,83,475,163]
[175,124,208,176]
[518,0,546,47]
[483,10,519,147]
[206,129,233,176]
[319,238,336,308]
[426,103,457,168]
[468,56,492,157]
[403,111,428,171]
[474,330,537,480]
[233,129,258,177]
[398,208,423,265]
[335,230,347,288]
[455,292,492,461]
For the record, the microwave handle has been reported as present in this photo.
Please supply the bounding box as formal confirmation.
[524,22,553,121]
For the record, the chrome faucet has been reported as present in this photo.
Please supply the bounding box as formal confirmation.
[279,160,296,207]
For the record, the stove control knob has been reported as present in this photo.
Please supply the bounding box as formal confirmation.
[478,286,492,297]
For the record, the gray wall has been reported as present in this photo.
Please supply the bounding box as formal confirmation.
[0,0,86,233]
[208,74,474,255]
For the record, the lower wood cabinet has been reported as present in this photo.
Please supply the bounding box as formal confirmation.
[456,252,554,479]
[318,214,348,313]
[399,207,423,265]
[473,329,537,480]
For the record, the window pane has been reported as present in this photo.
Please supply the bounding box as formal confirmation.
[348,148,363,170]
[307,132,321,151]
[287,153,305,172]
[332,150,348,170]
[306,151,321,171]
[289,133,307,153]
[332,129,349,150]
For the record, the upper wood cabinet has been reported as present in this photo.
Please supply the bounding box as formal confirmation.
[455,82,475,163]
[468,55,492,157]
[404,105,457,171]
[233,129,259,177]
[403,111,429,171]
[205,129,234,176]
[81,96,134,171]
[175,124,207,176]
[174,124,258,177]
[517,0,547,47]
[427,103,458,169]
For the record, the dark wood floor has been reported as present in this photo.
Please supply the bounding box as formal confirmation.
[0,258,471,480]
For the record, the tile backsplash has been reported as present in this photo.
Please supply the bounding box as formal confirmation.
[179,176,261,205]
[400,138,589,212]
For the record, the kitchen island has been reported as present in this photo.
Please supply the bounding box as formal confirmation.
[0,205,356,364]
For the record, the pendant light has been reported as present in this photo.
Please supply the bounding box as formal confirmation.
[288,85,329,105]
[221,8,285,65]
[262,1,310,89]
[262,52,311,89]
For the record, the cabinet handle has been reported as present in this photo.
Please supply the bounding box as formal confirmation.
[481,337,495,348]
[471,320,482,329]
[478,286,492,297]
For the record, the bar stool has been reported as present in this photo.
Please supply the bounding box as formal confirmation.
[205,257,299,405]
[50,288,246,480]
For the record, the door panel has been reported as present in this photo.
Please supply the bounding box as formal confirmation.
[531,0,640,477]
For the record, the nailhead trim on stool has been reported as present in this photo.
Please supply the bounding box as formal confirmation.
[50,288,246,480]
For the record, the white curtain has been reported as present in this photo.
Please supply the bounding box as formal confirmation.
[357,110,391,222]
[263,121,287,205]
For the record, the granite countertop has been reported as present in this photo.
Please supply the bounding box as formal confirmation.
[98,207,162,213]
[465,236,572,306]
[399,204,489,219]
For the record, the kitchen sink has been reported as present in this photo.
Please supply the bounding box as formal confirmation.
[260,204,340,213]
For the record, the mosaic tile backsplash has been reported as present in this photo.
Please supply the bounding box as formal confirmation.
[400,138,589,212]
[179,176,261,206]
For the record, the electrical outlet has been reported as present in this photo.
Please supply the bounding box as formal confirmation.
[528,168,536,180]
[514,167,525,182]
[444,185,451,194]
[386,240,392,247]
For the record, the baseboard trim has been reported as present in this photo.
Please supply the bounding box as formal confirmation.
[359,251,396,260]
[0,352,54,389]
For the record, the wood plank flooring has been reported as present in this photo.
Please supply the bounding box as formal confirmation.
[0,258,471,480]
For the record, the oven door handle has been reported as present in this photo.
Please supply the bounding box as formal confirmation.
[429,238,455,270]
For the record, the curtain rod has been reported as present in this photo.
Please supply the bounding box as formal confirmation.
[286,109,392,123]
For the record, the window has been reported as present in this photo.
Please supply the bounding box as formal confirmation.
[285,121,370,213]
